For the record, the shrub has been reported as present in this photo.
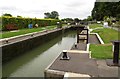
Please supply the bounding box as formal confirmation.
[116,14,120,20]
[1,17,59,31]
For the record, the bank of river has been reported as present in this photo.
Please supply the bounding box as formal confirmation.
[3,30,77,77]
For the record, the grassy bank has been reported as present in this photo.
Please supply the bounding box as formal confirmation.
[90,24,119,59]
[89,24,103,29]
[92,28,119,43]
[90,44,113,59]
[1,25,56,38]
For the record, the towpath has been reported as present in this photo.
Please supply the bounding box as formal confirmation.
[0,28,62,46]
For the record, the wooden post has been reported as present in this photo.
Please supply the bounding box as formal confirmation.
[77,28,89,44]
[106,40,120,66]
[112,41,120,64]
[77,29,79,43]
[86,29,89,44]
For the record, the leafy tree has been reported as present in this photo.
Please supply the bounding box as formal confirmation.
[86,16,93,21]
[65,18,73,21]
[17,15,22,18]
[82,18,87,21]
[44,11,59,19]
[61,18,74,23]
[92,1,120,21]
[44,12,51,18]
[50,11,59,19]
[74,18,79,23]
[116,14,120,20]
[2,13,12,17]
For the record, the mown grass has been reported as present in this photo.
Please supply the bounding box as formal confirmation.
[1,25,57,38]
[89,24,103,29]
[90,24,120,59]
[92,28,119,43]
[90,44,113,59]
[0,25,2,30]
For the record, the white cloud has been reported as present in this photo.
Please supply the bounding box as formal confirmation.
[0,0,96,19]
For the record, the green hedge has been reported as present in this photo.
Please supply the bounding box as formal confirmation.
[1,16,59,31]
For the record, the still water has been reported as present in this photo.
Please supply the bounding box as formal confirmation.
[3,30,77,77]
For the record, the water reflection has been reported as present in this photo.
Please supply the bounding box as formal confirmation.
[3,30,77,77]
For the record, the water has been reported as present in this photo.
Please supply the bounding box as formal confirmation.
[3,30,77,77]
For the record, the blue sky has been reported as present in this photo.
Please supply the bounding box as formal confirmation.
[0,0,96,19]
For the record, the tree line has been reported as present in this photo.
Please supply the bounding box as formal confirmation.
[92,1,120,21]
[2,11,59,19]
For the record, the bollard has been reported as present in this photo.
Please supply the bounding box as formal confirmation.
[75,43,77,48]
[60,50,70,60]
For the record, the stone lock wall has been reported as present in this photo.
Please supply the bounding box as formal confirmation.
[2,29,63,63]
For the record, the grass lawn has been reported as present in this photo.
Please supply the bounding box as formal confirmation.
[1,25,57,38]
[62,24,68,27]
[0,25,2,30]
[89,24,103,29]
[90,44,113,59]
[90,24,120,59]
[92,28,119,43]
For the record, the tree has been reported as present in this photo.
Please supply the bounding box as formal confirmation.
[2,13,12,17]
[61,18,73,23]
[86,16,93,21]
[44,11,59,19]
[74,18,79,23]
[51,11,59,19]
[44,12,51,18]
[116,14,120,20]
[92,1,120,21]
[65,18,73,22]
[17,15,22,18]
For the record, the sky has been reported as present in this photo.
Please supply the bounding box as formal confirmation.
[0,0,96,19]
